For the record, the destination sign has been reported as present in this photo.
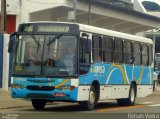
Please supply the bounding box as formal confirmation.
[19,23,74,33]
[37,25,70,33]
[23,25,33,32]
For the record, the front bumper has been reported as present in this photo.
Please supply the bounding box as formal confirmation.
[11,87,78,101]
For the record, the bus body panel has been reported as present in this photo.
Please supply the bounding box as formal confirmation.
[11,63,153,101]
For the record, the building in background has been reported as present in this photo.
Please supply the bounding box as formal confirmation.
[0,0,19,34]
[134,0,160,17]
[102,0,134,9]
[132,0,160,79]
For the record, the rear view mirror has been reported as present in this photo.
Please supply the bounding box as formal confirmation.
[8,32,17,53]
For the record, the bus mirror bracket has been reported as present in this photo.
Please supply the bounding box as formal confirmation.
[8,32,17,53]
[82,33,89,37]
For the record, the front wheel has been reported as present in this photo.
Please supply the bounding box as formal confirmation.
[79,86,97,110]
[32,99,46,110]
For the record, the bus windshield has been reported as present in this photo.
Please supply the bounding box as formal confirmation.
[12,34,78,77]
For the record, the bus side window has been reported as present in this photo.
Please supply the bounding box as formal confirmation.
[133,43,142,65]
[102,36,113,63]
[114,38,123,63]
[79,37,91,75]
[92,35,102,62]
[149,45,153,66]
[142,44,148,66]
[124,41,132,64]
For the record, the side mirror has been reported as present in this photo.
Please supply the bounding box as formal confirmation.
[8,32,17,53]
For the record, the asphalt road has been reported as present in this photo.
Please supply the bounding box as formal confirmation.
[1,94,160,119]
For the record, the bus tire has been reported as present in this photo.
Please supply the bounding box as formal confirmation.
[117,84,136,106]
[80,85,97,110]
[127,84,136,106]
[32,99,46,110]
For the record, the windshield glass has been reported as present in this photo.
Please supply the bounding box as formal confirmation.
[43,35,77,76]
[13,35,43,75]
[12,34,77,77]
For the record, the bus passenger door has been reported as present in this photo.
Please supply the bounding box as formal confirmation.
[92,35,112,100]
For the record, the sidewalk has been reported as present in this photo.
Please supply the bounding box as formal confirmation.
[149,87,160,96]
[0,89,31,109]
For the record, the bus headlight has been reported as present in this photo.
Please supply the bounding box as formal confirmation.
[11,84,25,89]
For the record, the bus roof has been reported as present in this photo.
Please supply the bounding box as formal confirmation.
[22,21,153,44]
[79,24,153,44]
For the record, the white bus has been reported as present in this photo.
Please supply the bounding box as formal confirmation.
[9,22,153,110]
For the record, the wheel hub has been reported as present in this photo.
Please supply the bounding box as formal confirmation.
[89,91,95,104]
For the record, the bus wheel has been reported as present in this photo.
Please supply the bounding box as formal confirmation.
[117,84,136,106]
[32,99,46,110]
[127,84,136,106]
[80,86,96,110]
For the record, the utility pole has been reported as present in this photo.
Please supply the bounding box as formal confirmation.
[73,0,77,23]
[88,0,91,25]
[19,0,22,23]
[1,0,6,33]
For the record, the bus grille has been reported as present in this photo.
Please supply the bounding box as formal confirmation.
[27,79,55,83]
[26,93,54,99]
[27,86,55,91]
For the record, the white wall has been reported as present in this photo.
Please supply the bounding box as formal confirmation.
[0,0,19,15]
[18,0,69,25]
[2,34,9,91]
[134,0,146,12]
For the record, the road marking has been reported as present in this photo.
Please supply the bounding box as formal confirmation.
[138,102,154,105]
[149,104,160,107]
[96,105,145,113]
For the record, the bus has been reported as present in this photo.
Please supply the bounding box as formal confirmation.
[8,22,153,110]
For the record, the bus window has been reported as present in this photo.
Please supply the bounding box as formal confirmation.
[142,44,148,66]
[92,35,102,62]
[133,43,141,65]
[124,41,132,64]
[79,37,91,75]
[114,38,123,63]
[102,36,113,63]
[149,45,153,66]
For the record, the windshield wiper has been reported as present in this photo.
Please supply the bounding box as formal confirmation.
[31,35,41,53]
[47,33,63,46]
[31,35,41,46]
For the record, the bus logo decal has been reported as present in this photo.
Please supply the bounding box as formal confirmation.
[93,66,105,74]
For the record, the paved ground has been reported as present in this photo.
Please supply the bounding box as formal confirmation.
[0,89,31,110]
[1,87,160,119]
[0,86,160,111]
